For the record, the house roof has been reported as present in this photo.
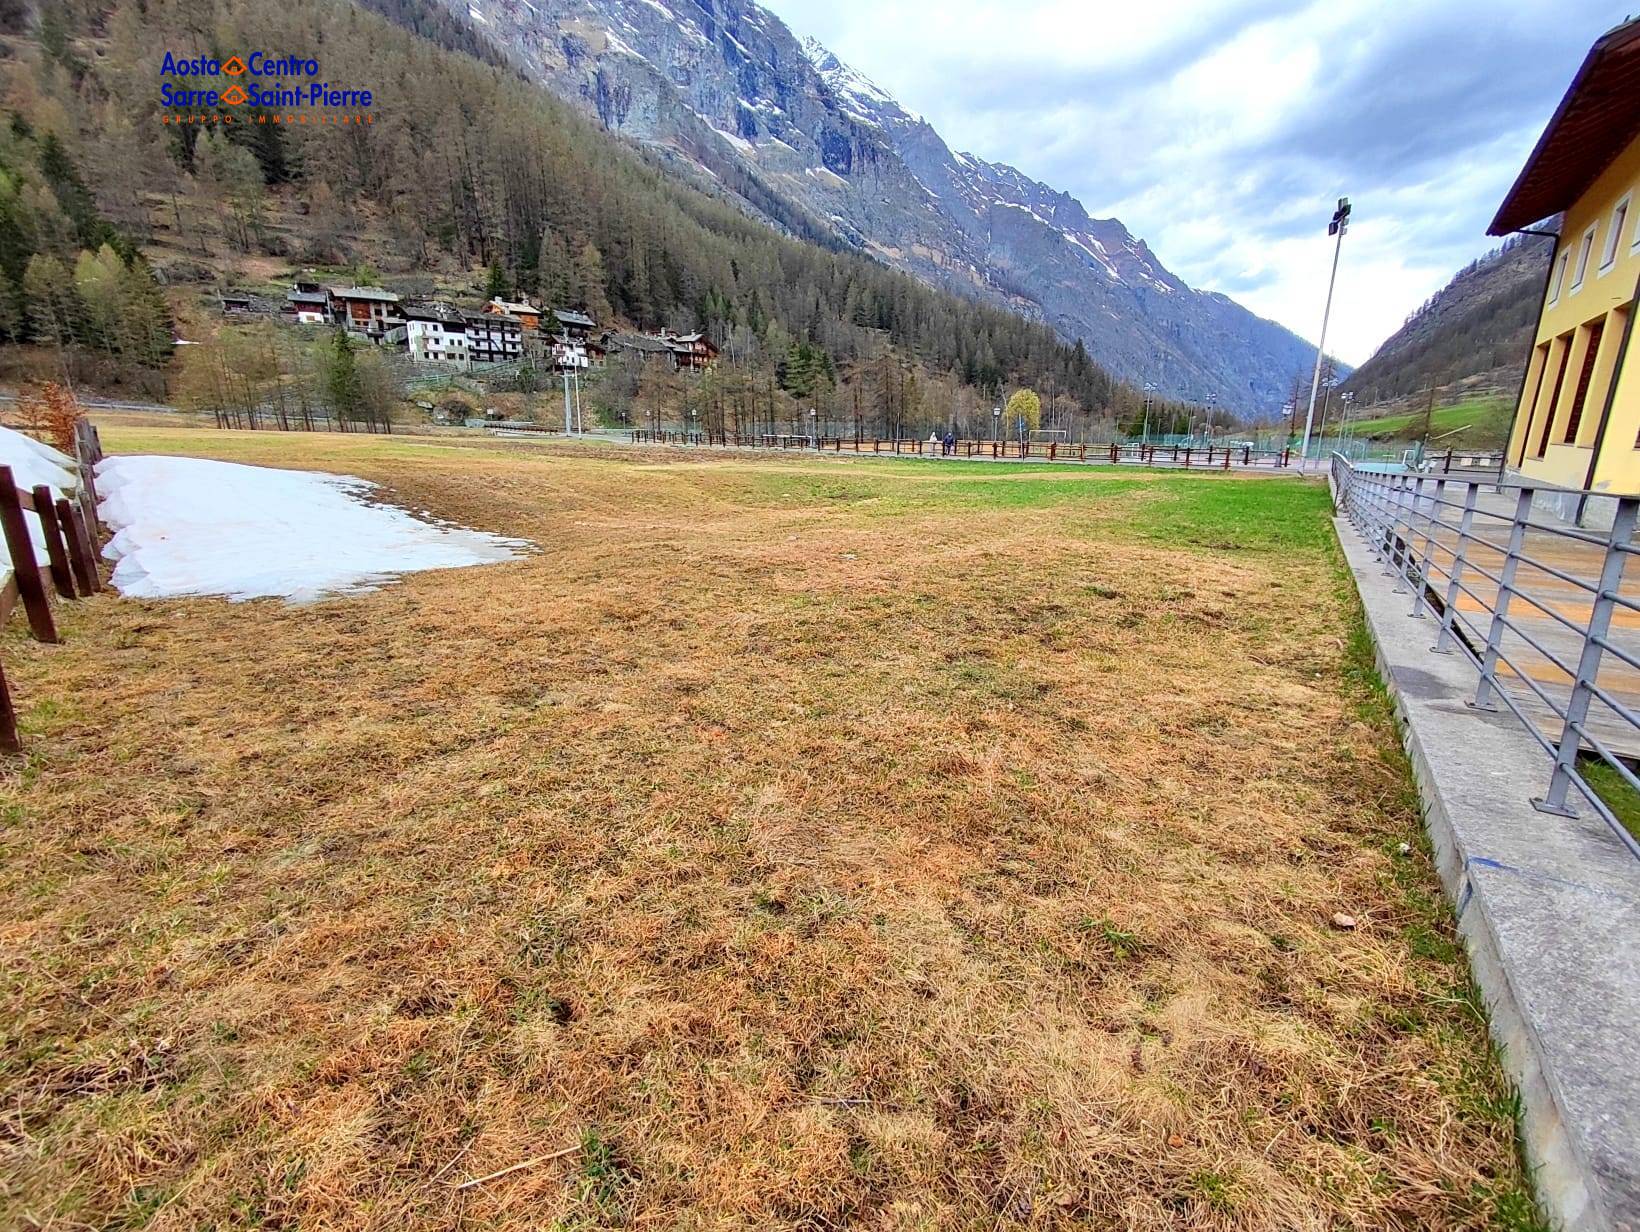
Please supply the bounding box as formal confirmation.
[287,290,329,305]
[489,298,538,315]
[464,311,520,326]
[402,301,465,324]
[329,285,401,302]
[1490,17,1640,235]
[554,308,596,328]
[606,331,672,354]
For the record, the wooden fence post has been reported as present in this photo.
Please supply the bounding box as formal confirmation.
[31,487,75,599]
[59,498,99,595]
[0,467,56,643]
[0,658,17,751]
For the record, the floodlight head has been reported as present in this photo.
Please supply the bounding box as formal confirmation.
[1329,196,1352,236]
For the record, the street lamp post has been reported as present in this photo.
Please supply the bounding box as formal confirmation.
[1316,373,1336,452]
[808,407,817,448]
[1300,196,1351,464]
[1142,382,1155,443]
[993,405,1001,443]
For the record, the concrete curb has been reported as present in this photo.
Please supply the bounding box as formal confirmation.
[1333,514,1640,1232]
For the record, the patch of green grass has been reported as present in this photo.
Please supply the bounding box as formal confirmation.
[1128,476,1333,552]
[744,463,1332,553]
[1579,756,1640,842]
[1347,397,1512,448]
[1079,916,1142,961]
[1186,1169,1240,1214]
[1329,529,1549,1231]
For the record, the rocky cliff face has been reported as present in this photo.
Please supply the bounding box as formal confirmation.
[451,0,1333,411]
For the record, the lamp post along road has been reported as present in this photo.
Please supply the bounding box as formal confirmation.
[1300,196,1350,462]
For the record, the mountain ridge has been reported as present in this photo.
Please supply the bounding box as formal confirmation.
[1339,236,1551,405]
[440,0,1340,411]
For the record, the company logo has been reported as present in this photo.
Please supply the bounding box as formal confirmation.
[158,51,374,124]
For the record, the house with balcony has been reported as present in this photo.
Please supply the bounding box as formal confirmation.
[464,311,523,365]
[553,308,597,340]
[486,296,543,333]
[404,302,471,369]
[663,331,719,372]
[1499,17,1640,519]
[285,283,330,325]
[329,286,404,342]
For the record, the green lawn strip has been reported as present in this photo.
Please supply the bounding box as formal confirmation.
[1577,756,1640,843]
[1327,531,1551,1231]
[1347,398,1512,447]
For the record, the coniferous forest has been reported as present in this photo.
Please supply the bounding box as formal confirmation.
[0,0,1175,432]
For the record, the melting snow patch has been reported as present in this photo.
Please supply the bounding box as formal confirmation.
[95,456,530,604]
[0,424,79,566]
[709,125,755,155]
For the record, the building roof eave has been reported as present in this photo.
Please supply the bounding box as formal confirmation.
[1489,17,1640,236]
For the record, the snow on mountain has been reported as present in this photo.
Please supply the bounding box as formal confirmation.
[423,0,1333,410]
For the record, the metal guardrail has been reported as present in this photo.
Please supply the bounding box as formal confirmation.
[1331,453,1640,860]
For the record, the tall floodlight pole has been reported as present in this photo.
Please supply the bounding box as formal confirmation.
[1300,197,1350,463]
[1142,382,1155,443]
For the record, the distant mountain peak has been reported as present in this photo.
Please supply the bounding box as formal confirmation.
[799,33,918,125]
[429,0,1330,409]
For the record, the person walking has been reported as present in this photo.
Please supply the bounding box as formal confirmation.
[943,429,955,457]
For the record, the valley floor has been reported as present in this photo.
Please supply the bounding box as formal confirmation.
[1,429,1540,1229]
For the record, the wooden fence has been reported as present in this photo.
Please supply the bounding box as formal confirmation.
[629,430,1294,470]
[210,408,393,433]
[0,419,105,750]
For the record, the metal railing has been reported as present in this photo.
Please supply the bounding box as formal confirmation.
[1331,453,1640,860]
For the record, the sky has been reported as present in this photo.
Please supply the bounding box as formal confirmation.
[761,0,1629,365]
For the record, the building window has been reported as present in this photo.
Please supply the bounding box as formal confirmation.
[1549,249,1570,305]
[1536,333,1573,457]
[1601,196,1629,273]
[1571,224,1596,292]
[1563,318,1605,444]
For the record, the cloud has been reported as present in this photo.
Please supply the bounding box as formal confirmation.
[761,0,1628,364]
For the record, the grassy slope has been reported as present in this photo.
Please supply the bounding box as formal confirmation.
[1,427,1543,1230]
[1346,397,1513,447]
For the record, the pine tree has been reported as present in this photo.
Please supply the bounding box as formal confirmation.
[323,330,363,423]
[23,252,75,347]
[485,260,508,301]
[576,242,612,323]
[0,268,21,342]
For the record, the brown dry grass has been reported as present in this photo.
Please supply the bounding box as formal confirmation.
[0,427,1539,1230]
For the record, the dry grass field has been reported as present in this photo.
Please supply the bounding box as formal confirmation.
[1,426,1542,1230]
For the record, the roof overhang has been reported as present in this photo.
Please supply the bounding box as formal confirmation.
[1490,17,1640,236]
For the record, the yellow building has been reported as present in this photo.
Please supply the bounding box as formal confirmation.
[1496,17,1640,515]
